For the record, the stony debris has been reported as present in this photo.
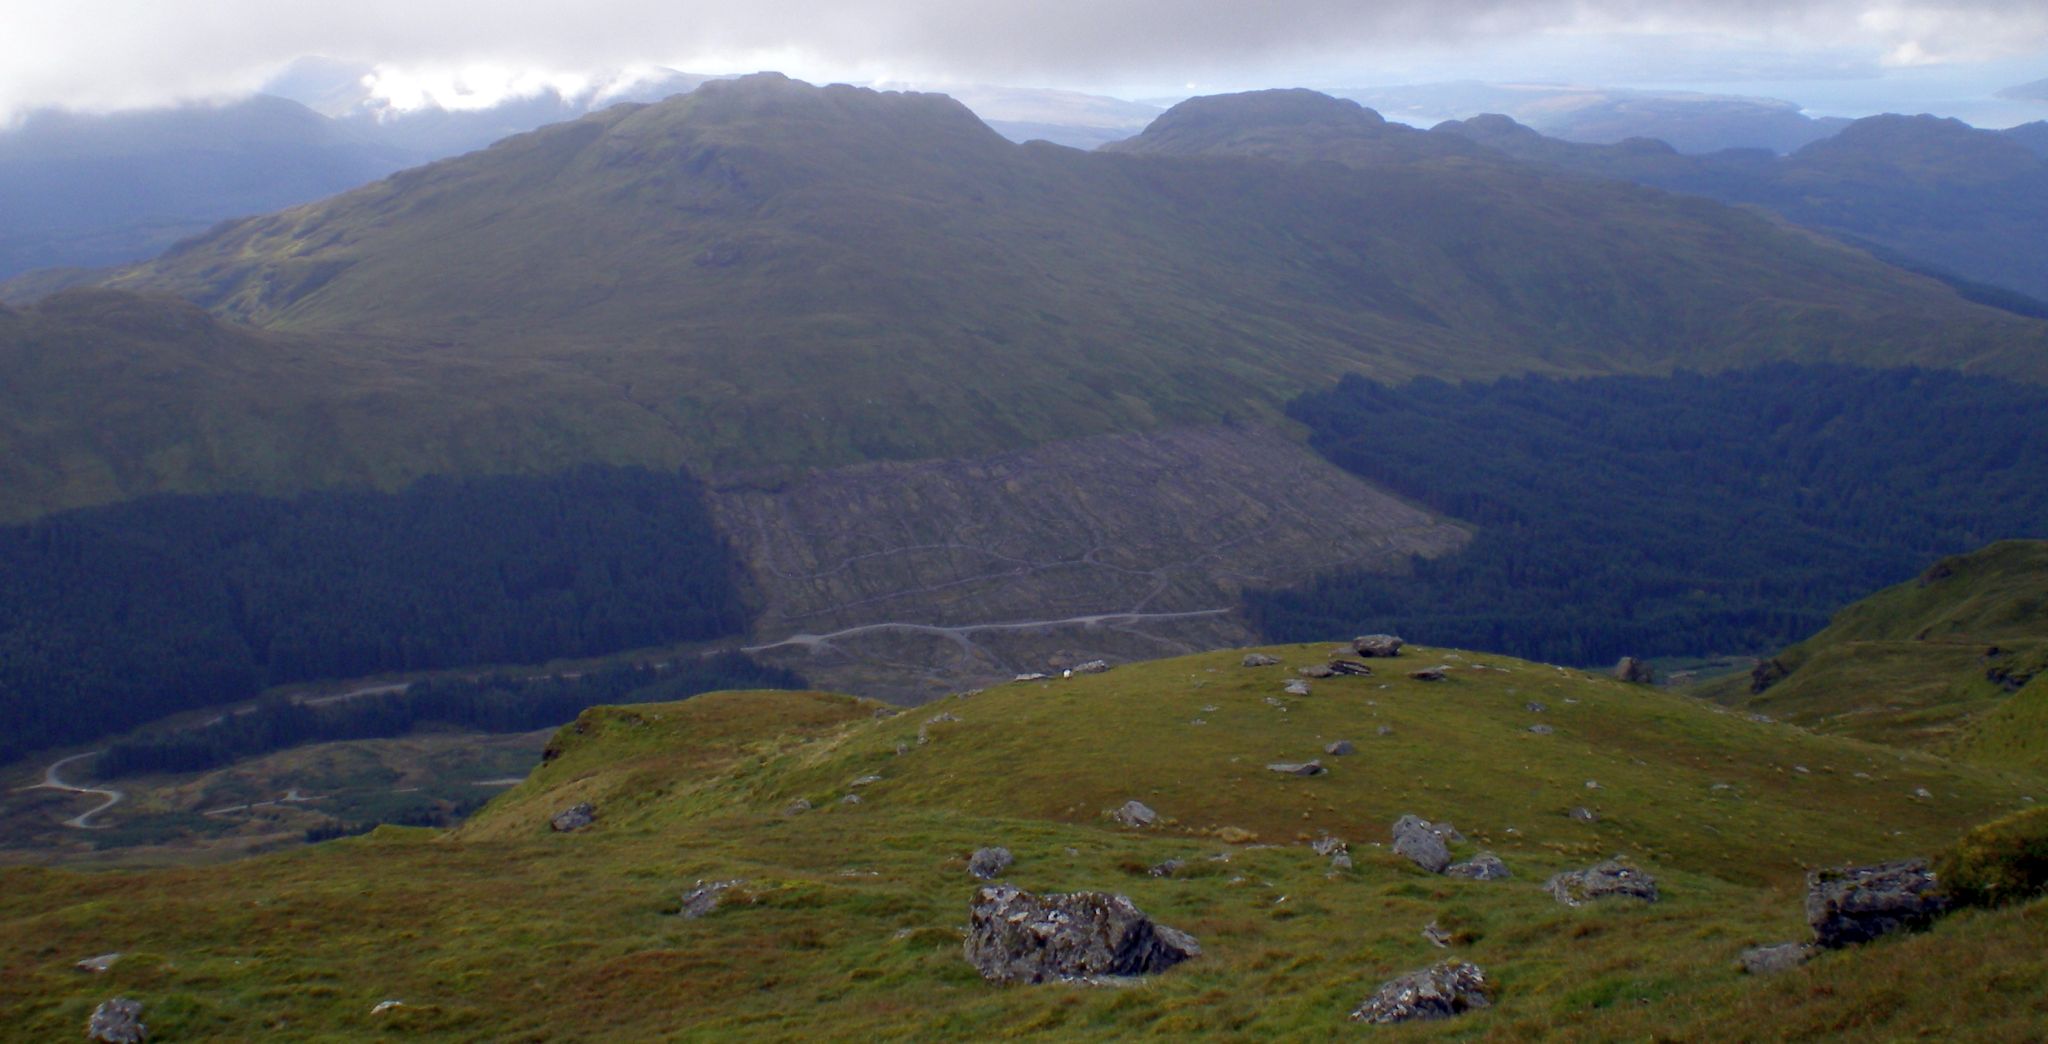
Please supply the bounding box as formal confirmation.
[969,847,1015,880]
[1805,858,1951,949]
[1527,724,1555,735]
[678,879,744,919]
[1297,664,1336,679]
[1242,653,1283,667]
[1112,801,1159,829]
[86,998,144,1043]
[1614,656,1656,684]
[1267,759,1326,776]
[1353,634,1406,658]
[1325,739,1357,756]
[1525,701,1548,714]
[1740,942,1817,975]
[927,712,961,724]
[1284,679,1312,697]
[1311,836,1348,857]
[1392,815,1451,874]
[75,953,121,974]
[1327,659,1375,677]
[550,803,597,833]
[1073,660,1112,674]
[1349,961,1491,1024]
[1408,667,1449,682]
[963,885,1200,984]
[1568,806,1599,823]
[1445,852,1511,880]
[1546,859,1659,906]
[1148,859,1185,878]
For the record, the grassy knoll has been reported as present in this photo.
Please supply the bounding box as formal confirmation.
[3,645,2042,1039]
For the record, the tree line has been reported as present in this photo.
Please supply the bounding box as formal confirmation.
[1246,365,2048,665]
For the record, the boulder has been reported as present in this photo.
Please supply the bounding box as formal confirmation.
[1805,858,1951,949]
[1408,667,1448,682]
[75,953,121,974]
[1349,960,1491,1024]
[1353,635,1405,658]
[1525,701,1548,713]
[1311,836,1348,857]
[1740,942,1817,975]
[1297,664,1336,679]
[1614,656,1655,684]
[1527,724,1555,735]
[1148,859,1185,878]
[1329,851,1354,871]
[1241,653,1282,667]
[678,879,743,919]
[86,998,145,1043]
[1327,659,1375,677]
[1445,852,1511,880]
[968,847,1015,881]
[1267,760,1326,777]
[1073,660,1112,674]
[1546,859,1658,906]
[783,798,813,815]
[1284,679,1312,697]
[963,885,1200,984]
[550,803,597,833]
[1112,801,1158,828]
[1391,815,1451,874]
[1325,739,1356,756]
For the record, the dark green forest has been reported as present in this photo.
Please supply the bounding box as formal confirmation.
[1247,365,2048,666]
[0,467,747,763]
[95,654,806,778]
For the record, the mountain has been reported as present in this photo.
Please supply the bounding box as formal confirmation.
[1435,111,2048,302]
[0,96,418,281]
[3,642,2043,1036]
[1704,540,2048,764]
[1101,88,1489,166]
[2008,121,2048,158]
[1331,82,1849,154]
[1998,78,2048,102]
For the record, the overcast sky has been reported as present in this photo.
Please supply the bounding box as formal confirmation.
[2,0,2044,123]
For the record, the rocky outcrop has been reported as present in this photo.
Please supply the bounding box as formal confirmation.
[86,998,145,1043]
[1614,656,1655,684]
[1740,942,1817,975]
[1112,800,1158,828]
[1546,859,1659,906]
[1072,660,1112,674]
[969,847,1015,880]
[1353,635,1405,658]
[1445,852,1511,880]
[964,885,1200,984]
[1241,653,1282,667]
[1392,815,1451,873]
[1750,657,1790,694]
[1805,858,1951,948]
[550,803,596,832]
[1349,961,1491,1024]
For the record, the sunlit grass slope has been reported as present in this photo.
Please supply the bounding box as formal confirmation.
[4,645,2042,1039]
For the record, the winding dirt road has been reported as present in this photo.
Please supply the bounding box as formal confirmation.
[742,608,1234,654]
[22,752,123,829]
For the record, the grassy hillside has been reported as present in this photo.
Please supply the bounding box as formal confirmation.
[71,76,2048,488]
[4,644,2042,1038]
[1701,541,2048,760]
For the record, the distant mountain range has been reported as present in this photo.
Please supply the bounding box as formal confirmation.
[1329,82,1851,154]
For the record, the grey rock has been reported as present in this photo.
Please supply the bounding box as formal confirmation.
[850,774,884,787]
[1391,815,1451,874]
[1014,672,1050,682]
[1148,859,1185,878]
[1376,725,1394,736]
[1528,724,1555,735]
[1267,759,1325,776]
[1284,679,1312,697]
[968,847,1015,881]
[1329,851,1354,871]
[550,802,596,832]
[1614,656,1656,684]
[75,953,121,973]
[1409,667,1448,682]
[86,998,145,1043]
[1073,660,1112,674]
[1297,664,1336,679]
[1353,634,1406,658]
[1805,858,1951,949]
[1546,859,1659,906]
[1327,659,1375,676]
[1741,942,1818,975]
[964,885,1200,984]
[840,793,863,805]
[1241,653,1282,667]
[783,798,813,815]
[1421,921,1452,947]
[678,879,743,919]
[1310,836,1348,857]
[1568,806,1599,823]
[1325,739,1357,756]
[1349,960,1491,1024]
[926,712,961,724]
[1445,852,1512,880]
[1112,800,1158,828]
[1525,702,1548,714]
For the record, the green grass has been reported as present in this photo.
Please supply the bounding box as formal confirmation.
[3,645,2042,1039]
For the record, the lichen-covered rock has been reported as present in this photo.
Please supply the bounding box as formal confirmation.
[86,997,145,1043]
[1267,759,1325,776]
[1740,942,1817,975]
[1349,960,1491,1023]
[1111,800,1158,828]
[1546,859,1658,906]
[1353,635,1405,658]
[550,803,596,832]
[1241,653,1282,667]
[964,885,1200,984]
[968,847,1015,880]
[1445,852,1511,880]
[1392,815,1451,874]
[1805,858,1951,948]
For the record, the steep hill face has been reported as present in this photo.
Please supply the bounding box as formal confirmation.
[1705,541,2048,760]
[3,647,2042,1038]
[98,75,2048,482]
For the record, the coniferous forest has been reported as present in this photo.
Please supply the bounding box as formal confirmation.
[0,467,747,763]
[1247,364,2048,665]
